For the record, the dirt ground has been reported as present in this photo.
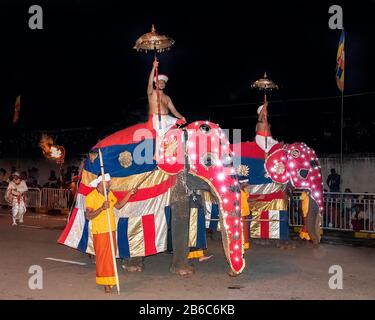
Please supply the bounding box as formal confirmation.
[0,210,374,300]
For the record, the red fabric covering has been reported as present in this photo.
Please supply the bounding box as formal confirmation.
[142,214,157,255]
[93,122,156,149]
[57,208,79,244]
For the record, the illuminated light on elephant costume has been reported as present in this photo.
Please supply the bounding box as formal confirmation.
[58,120,245,276]
[231,141,323,245]
[264,142,324,244]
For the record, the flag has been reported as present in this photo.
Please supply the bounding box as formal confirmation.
[336,30,345,92]
[232,141,289,240]
[12,95,21,124]
[58,123,177,258]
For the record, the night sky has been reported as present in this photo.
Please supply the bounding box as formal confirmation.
[0,0,374,155]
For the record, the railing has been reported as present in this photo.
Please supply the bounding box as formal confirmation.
[0,187,70,210]
[289,191,375,233]
[0,187,41,208]
[40,188,70,209]
[1,185,375,233]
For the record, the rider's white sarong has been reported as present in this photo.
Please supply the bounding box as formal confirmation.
[151,114,178,161]
[152,114,178,137]
[255,134,278,153]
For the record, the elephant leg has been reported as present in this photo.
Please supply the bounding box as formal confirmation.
[122,257,144,272]
[306,198,321,245]
[169,173,194,276]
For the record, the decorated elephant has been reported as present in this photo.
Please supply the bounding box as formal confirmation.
[58,120,245,277]
[232,141,323,245]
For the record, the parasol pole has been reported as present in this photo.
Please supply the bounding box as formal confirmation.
[263,90,268,150]
[98,146,120,295]
[251,72,278,153]
[154,47,162,130]
[340,88,344,183]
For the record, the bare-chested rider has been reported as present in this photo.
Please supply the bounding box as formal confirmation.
[255,101,278,153]
[148,59,186,136]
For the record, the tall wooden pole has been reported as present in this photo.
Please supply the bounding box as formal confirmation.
[340,90,344,187]
[154,48,162,130]
[264,91,268,150]
[98,147,120,295]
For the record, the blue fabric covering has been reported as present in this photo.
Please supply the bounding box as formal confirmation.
[279,210,289,240]
[77,218,89,252]
[117,218,130,258]
[209,203,219,231]
[233,156,273,185]
[85,140,157,177]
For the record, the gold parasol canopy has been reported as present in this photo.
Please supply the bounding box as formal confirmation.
[251,72,279,91]
[133,24,174,53]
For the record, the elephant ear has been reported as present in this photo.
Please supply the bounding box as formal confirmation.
[264,148,289,184]
[157,128,185,175]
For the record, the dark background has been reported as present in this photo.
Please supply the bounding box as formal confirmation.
[0,0,374,158]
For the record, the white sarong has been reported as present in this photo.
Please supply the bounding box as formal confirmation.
[152,114,178,137]
[255,134,278,153]
[151,114,178,161]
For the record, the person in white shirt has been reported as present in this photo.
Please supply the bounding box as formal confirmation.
[5,172,28,226]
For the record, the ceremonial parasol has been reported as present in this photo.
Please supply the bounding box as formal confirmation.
[134,25,174,129]
[251,72,279,150]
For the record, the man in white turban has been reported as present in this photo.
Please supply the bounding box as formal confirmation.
[147,59,187,159]
[86,173,137,293]
[255,101,278,153]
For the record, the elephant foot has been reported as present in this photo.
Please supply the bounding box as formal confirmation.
[170,264,195,277]
[123,265,144,272]
[122,258,144,273]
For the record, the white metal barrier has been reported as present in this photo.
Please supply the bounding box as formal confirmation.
[0,187,70,209]
[289,191,375,233]
[0,187,41,208]
[41,188,70,209]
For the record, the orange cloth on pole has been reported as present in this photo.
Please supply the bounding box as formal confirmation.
[93,231,117,286]
[240,189,250,217]
[300,191,309,218]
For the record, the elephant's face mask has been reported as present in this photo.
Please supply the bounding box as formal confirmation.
[158,121,245,275]
[264,142,324,211]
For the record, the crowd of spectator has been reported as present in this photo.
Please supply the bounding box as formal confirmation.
[0,165,79,190]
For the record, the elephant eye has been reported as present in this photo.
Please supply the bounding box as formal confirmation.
[291,149,300,158]
[298,169,309,179]
[199,124,211,134]
[201,152,218,170]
